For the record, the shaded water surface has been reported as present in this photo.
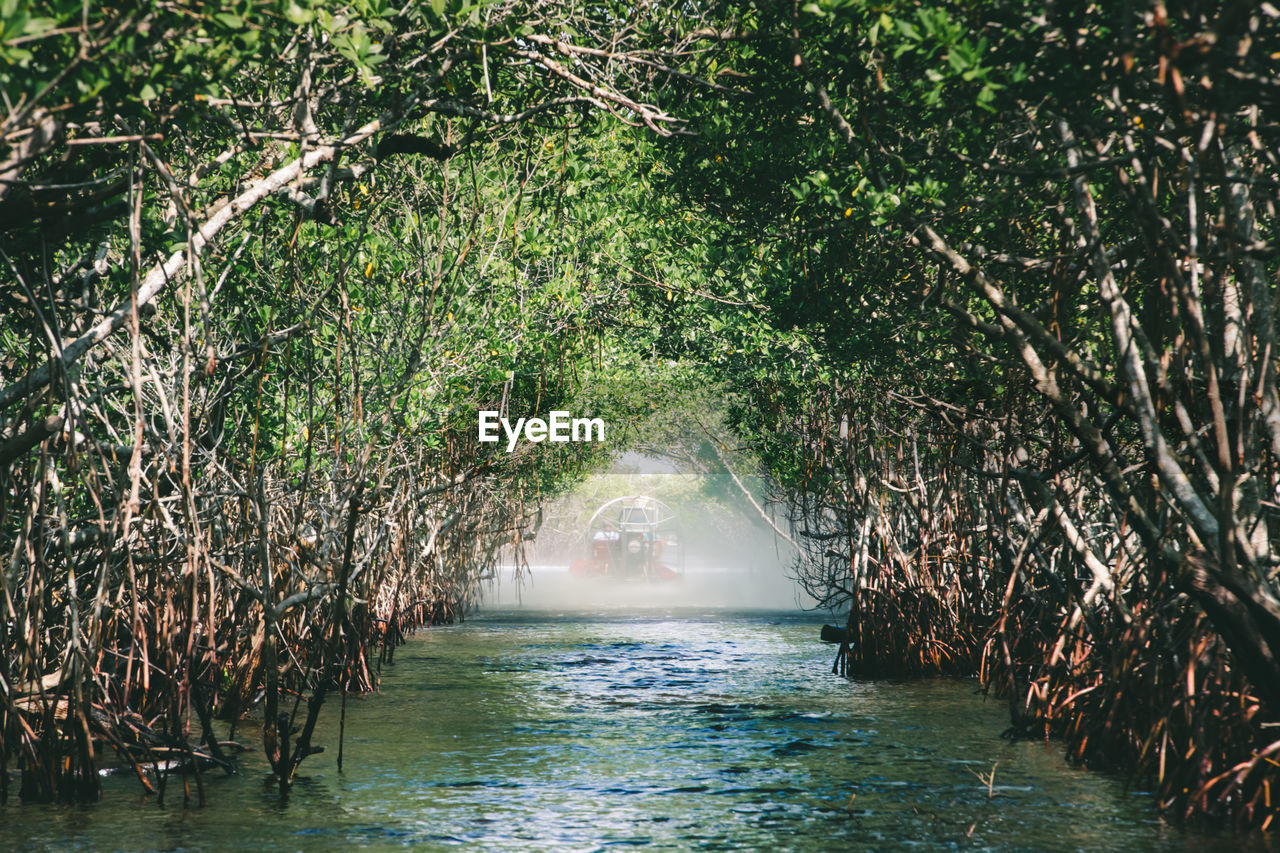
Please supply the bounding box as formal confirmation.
[0,609,1249,851]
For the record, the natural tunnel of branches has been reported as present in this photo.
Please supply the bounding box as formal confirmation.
[3,0,1280,833]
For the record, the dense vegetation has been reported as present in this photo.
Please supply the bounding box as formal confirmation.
[648,1,1280,828]
[2,0,1278,831]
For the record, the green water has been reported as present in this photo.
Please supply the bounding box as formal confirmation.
[0,609,1252,851]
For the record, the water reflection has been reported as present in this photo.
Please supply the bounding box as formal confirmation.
[0,609,1253,851]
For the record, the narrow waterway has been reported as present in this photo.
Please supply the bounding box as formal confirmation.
[0,607,1248,851]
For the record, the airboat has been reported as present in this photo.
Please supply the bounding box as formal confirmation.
[569,495,684,582]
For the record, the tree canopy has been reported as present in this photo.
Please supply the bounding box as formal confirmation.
[2,0,1279,829]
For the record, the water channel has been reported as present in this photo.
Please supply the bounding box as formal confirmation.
[0,599,1252,851]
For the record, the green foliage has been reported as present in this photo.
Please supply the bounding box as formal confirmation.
[3,0,1280,822]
